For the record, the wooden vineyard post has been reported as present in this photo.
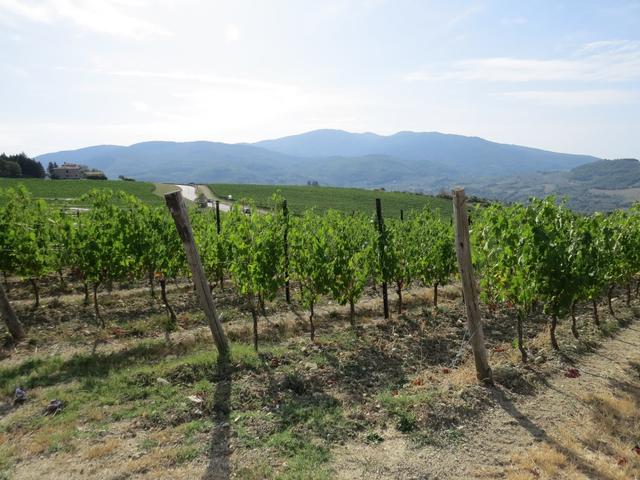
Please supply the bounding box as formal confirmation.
[165,190,230,356]
[215,200,221,234]
[0,281,25,341]
[283,199,291,304]
[452,188,493,385]
[400,209,404,221]
[375,198,390,319]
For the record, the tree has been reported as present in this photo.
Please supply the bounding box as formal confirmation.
[0,156,21,177]
[47,161,59,179]
[1,153,45,178]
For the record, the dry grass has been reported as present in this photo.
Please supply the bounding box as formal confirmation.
[508,444,577,479]
[83,438,120,460]
[443,358,478,387]
[506,389,640,480]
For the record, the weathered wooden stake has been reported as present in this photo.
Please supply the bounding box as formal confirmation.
[165,190,230,356]
[375,198,390,319]
[283,199,291,304]
[0,281,25,341]
[452,188,493,385]
[400,209,404,221]
[215,200,221,234]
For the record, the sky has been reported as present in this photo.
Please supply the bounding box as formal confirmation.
[0,0,639,158]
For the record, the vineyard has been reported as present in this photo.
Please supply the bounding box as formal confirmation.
[208,183,453,217]
[1,184,639,479]
[0,178,166,207]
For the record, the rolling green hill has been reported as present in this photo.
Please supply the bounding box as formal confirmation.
[466,158,640,213]
[567,158,640,189]
[0,178,165,206]
[209,183,452,217]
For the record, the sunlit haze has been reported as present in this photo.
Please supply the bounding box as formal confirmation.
[1,0,639,157]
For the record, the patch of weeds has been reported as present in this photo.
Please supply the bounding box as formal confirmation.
[139,438,159,451]
[364,431,384,444]
[166,360,216,384]
[493,365,537,395]
[408,426,464,448]
[233,410,277,449]
[192,379,214,396]
[599,320,620,337]
[34,425,78,455]
[407,430,440,447]
[442,426,465,443]
[266,430,332,480]
[170,444,203,465]
[279,450,332,480]
[0,442,15,478]
[234,460,274,479]
[279,393,358,442]
[178,419,214,439]
[281,373,309,395]
[0,339,194,396]
[378,390,435,433]
[396,412,417,432]
[325,329,359,351]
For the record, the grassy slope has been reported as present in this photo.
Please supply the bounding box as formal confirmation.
[209,184,452,217]
[0,178,165,206]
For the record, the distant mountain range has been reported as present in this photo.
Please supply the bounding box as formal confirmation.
[37,129,597,185]
[37,129,639,211]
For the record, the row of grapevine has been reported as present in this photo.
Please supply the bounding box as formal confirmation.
[473,197,640,361]
[1,185,639,359]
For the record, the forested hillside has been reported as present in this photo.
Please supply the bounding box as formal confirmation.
[467,158,640,212]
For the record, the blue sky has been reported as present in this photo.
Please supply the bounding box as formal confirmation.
[1,0,639,158]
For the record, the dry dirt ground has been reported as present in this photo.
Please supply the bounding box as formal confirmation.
[1,279,639,479]
[333,321,640,480]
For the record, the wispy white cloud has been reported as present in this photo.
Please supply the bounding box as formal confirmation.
[0,0,171,38]
[442,4,484,32]
[501,16,527,26]
[0,0,49,22]
[225,23,239,42]
[131,101,151,112]
[58,65,297,92]
[405,40,640,83]
[3,64,30,78]
[496,89,640,107]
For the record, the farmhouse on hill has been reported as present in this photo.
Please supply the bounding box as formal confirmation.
[51,162,107,180]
